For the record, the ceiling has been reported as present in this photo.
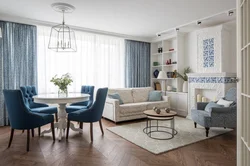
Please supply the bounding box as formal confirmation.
[0,0,236,39]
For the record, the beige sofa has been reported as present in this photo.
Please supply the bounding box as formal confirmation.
[103,87,169,122]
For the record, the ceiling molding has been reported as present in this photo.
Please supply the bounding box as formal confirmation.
[0,13,151,42]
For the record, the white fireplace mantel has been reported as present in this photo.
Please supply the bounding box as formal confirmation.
[187,72,236,77]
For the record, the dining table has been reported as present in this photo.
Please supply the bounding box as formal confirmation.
[33,93,90,141]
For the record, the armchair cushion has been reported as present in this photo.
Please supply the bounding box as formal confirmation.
[108,93,123,104]
[217,98,234,107]
[204,102,224,112]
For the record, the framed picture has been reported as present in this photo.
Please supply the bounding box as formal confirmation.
[154,82,161,90]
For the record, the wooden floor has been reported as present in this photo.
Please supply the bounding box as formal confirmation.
[0,118,236,166]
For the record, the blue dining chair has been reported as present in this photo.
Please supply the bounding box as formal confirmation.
[3,90,55,151]
[66,85,94,114]
[66,87,108,142]
[20,86,58,123]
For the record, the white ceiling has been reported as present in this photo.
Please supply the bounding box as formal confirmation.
[0,0,236,39]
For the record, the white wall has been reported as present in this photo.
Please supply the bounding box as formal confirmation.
[183,21,236,73]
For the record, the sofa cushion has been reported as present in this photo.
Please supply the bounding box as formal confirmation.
[108,89,133,104]
[132,87,153,103]
[119,102,147,116]
[146,101,168,110]
[148,91,162,101]
[217,98,234,107]
[108,93,123,104]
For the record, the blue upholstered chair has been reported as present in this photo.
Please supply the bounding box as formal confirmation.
[66,85,94,114]
[3,90,55,151]
[191,88,237,137]
[66,88,108,141]
[20,86,58,122]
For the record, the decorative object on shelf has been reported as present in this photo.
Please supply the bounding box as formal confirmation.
[154,82,161,90]
[167,72,173,78]
[164,108,171,113]
[153,62,159,66]
[172,61,177,64]
[172,88,177,92]
[153,106,157,111]
[166,59,172,65]
[172,70,177,78]
[169,48,174,51]
[157,71,167,79]
[202,97,207,102]
[160,47,163,53]
[167,85,172,91]
[174,67,191,92]
[153,69,159,78]
[157,47,163,53]
[197,94,202,102]
[50,73,73,96]
[48,2,77,52]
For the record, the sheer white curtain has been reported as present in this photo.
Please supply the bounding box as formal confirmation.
[37,26,125,94]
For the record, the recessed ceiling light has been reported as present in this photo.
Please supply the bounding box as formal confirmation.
[197,21,202,25]
[228,10,234,16]
[176,28,179,32]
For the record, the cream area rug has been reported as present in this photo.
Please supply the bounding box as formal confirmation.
[107,117,233,154]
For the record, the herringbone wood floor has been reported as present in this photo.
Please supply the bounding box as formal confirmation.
[0,118,236,166]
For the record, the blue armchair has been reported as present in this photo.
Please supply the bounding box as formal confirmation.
[191,88,237,137]
[3,90,55,151]
[66,87,108,141]
[66,85,94,114]
[20,86,58,122]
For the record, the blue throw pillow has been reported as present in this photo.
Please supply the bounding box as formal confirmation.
[148,91,162,101]
[204,102,224,112]
[108,93,123,104]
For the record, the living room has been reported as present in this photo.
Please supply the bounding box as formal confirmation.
[0,0,247,165]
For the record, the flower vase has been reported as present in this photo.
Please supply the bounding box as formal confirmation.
[58,88,68,97]
[182,81,188,93]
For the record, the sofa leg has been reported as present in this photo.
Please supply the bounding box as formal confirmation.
[205,127,210,137]
[55,112,58,122]
[224,127,226,129]
[194,122,197,128]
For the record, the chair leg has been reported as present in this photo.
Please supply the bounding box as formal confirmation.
[55,112,58,122]
[8,128,14,148]
[79,122,83,129]
[38,127,41,137]
[27,129,30,151]
[90,122,93,142]
[194,122,197,128]
[31,129,34,137]
[51,123,55,141]
[205,127,210,137]
[66,120,70,140]
[99,120,104,135]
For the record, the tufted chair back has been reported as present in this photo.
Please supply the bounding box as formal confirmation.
[20,86,37,108]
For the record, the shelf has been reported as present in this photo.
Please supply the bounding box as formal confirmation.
[152,53,162,56]
[151,78,176,80]
[163,50,177,54]
[162,64,177,67]
[152,65,162,68]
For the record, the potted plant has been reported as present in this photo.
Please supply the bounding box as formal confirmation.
[174,67,191,92]
[50,73,73,96]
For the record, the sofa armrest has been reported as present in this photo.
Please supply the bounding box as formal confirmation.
[162,96,169,102]
[105,97,119,105]
[103,98,120,122]
[197,102,209,110]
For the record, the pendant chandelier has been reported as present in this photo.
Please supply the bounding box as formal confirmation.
[48,3,77,52]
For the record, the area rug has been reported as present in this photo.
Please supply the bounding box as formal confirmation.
[107,117,233,154]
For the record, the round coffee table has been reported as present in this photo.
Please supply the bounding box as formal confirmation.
[143,109,177,140]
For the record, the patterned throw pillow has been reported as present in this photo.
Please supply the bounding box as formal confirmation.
[217,98,234,107]
[108,93,123,104]
[204,102,224,112]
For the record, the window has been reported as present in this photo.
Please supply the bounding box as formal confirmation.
[37,26,125,94]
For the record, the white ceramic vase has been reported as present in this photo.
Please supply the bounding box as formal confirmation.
[182,81,188,93]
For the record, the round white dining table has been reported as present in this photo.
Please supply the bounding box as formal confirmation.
[33,93,90,141]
